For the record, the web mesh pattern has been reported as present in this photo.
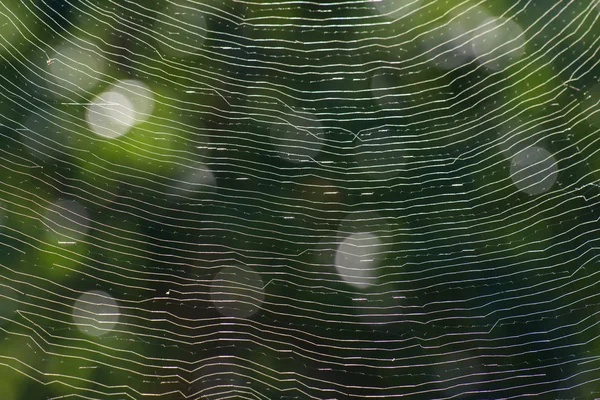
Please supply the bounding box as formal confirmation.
[1,0,600,399]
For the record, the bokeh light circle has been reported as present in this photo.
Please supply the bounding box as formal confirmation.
[72,290,120,337]
[510,146,558,196]
[86,91,135,138]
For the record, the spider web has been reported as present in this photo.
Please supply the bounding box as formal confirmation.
[1,0,600,399]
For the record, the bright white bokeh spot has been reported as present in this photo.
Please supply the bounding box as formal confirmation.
[48,38,105,98]
[510,146,558,196]
[335,232,382,289]
[86,91,135,138]
[270,113,324,163]
[210,266,265,319]
[44,199,90,243]
[111,80,154,124]
[167,163,217,200]
[72,290,120,337]
[471,17,526,71]
[154,0,207,58]
[373,0,422,20]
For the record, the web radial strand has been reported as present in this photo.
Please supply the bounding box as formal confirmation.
[0,0,600,399]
